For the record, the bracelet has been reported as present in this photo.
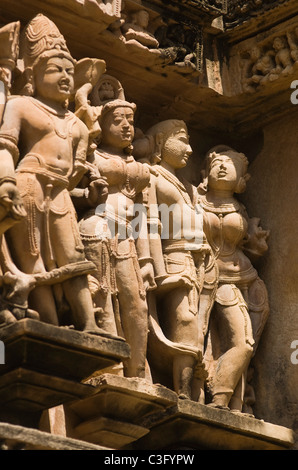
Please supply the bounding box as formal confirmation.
[0,176,17,186]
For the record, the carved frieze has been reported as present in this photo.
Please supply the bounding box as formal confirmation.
[225,0,291,28]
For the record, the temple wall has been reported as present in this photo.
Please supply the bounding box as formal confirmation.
[240,112,298,439]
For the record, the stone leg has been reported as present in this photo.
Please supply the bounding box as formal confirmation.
[115,250,149,379]
[209,301,254,409]
[161,285,200,399]
[50,208,100,333]
[6,212,59,326]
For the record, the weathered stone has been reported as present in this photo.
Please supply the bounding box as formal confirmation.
[0,422,111,450]
[132,399,295,450]
[65,373,178,448]
[0,319,129,415]
[0,0,297,452]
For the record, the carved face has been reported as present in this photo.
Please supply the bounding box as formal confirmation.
[101,106,135,150]
[208,153,244,192]
[161,129,192,169]
[273,37,286,51]
[98,81,115,101]
[33,56,74,103]
[250,46,261,61]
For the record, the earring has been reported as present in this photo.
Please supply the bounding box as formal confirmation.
[235,176,246,194]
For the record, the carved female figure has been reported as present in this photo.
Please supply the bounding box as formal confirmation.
[199,145,269,413]
[77,99,155,378]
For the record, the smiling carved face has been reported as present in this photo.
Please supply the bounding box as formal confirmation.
[101,106,135,150]
[33,56,75,103]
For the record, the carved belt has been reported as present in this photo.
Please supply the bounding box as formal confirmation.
[16,153,69,188]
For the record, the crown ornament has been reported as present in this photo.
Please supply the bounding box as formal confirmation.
[21,14,75,70]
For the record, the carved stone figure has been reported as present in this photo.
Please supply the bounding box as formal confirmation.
[287,27,298,63]
[122,8,159,49]
[75,98,156,378]
[0,21,27,236]
[241,45,276,92]
[145,120,218,401]
[271,36,293,76]
[199,145,269,413]
[0,14,106,333]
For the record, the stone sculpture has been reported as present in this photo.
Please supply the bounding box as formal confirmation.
[271,36,293,76]
[0,14,107,333]
[75,97,156,378]
[145,119,218,401]
[241,45,276,93]
[199,145,269,413]
[0,21,27,235]
[122,8,159,49]
[287,27,298,62]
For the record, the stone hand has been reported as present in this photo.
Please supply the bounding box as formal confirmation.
[139,260,156,292]
[156,274,193,293]
[0,181,27,222]
[86,164,109,206]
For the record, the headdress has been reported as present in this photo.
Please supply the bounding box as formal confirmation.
[100,99,137,120]
[205,145,249,175]
[21,14,75,70]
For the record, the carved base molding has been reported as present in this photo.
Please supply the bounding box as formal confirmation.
[65,373,178,448]
[131,399,295,450]
[0,319,129,419]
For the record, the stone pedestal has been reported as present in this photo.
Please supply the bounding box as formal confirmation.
[0,319,130,422]
[65,373,178,449]
[130,399,295,450]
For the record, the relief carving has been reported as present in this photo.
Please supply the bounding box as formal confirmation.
[72,78,156,378]
[241,29,298,93]
[0,11,271,418]
[143,120,218,400]
[199,146,269,413]
[0,14,109,333]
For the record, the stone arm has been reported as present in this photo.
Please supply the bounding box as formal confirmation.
[70,160,108,214]
[0,98,27,231]
[146,173,192,293]
[68,119,90,191]
[145,173,167,283]
[134,187,156,292]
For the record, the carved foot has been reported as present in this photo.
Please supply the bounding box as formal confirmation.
[83,328,122,340]
[207,402,230,411]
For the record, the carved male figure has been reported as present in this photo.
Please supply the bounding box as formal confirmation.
[0,14,104,333]
[145,120,217,400]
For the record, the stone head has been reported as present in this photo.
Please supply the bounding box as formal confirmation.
[99,99,137,153]
[21,14,75,103]
[146,119,192,168]
[204,145,250,194]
